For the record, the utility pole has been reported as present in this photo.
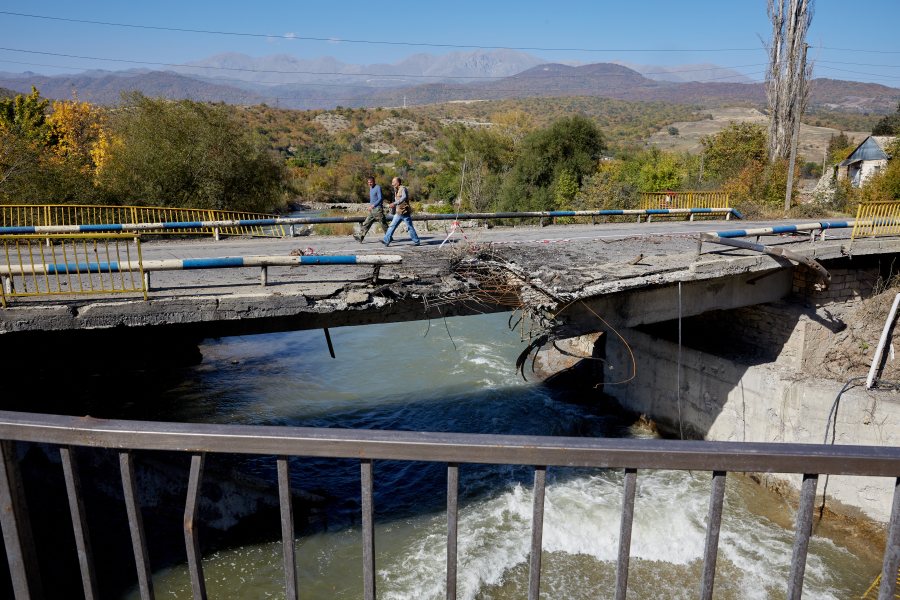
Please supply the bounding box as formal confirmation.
[785,43,809,212]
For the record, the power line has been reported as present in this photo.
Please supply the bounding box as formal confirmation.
[4,11,899,61]
[819,46,900,55]
[818,59,900,69]
[0,10,764,53]
[816,65,900,81]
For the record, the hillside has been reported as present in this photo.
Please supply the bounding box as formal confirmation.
[3,59,897,115]
[356,65,900,114]
[646,107,870,163]
[0,71,269,105]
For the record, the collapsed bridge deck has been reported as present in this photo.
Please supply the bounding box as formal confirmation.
[1,220,897,341]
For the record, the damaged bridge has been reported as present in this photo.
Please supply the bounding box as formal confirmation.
[2,221,899,356]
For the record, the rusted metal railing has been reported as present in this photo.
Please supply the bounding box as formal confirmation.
[640,191,730,211]
[0,234,147,307]
[0,410,897,600]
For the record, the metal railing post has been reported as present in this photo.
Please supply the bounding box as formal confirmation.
[446,463,459,600]
[119,451,154,600]
[184,454,206,600]
[60,446,98,600]
[699,471,726,600]
[361,459,375,600]
[614,468,637,600]
[277,457,298,600]
[0,440,43,600]
[527,466,546,600]
[877,477,900,600]
[787,473,818,600]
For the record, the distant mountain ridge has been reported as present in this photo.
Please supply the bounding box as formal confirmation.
[613,61,755,84]
[177,49,547,88]
[0,50,897,114]
[0,71,269,106]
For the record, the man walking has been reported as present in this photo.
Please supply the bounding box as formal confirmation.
[382,176,421,246]
[355,175,389,242]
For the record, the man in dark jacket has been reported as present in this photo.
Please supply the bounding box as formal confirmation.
[355,175,390,242]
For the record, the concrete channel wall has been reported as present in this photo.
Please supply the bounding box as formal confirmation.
[599,324,899,524]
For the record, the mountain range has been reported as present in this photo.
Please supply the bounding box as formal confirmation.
[0,50,897,113]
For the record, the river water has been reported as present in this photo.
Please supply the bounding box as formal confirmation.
[113,313,880,599]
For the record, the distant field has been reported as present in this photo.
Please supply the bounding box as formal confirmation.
[647,107,869,164]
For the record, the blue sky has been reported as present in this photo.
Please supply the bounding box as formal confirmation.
[0,1,898,86]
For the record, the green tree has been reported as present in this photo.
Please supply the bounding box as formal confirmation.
[872,102,900,136]
[95,94,286,211]
[432,124,515,205]
[574,160,638,210]
[636,148,682,192]
[554,168,579,208]
[700,122,767,182]
[827,131,854,164]
[0,88,100,204]
[0,86,51,144]
[499,116,605,211]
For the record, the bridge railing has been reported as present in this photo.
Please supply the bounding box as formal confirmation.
[0,410,896,600]
[0,239,401,305]
[0,234,147,307]
[0,207,745,241]
[0,204,286,238]
[640,191,730,211]
[851,202,900,239]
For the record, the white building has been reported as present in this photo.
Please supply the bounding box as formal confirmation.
[837,135,896,187]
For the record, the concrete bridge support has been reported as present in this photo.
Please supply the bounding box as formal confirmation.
[545,261,897,526]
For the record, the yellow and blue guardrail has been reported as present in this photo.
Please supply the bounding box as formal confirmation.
[0,234,147,308]
[0,231,401,306]
[640,191,730,211]
[0,204,286,238]
[0,207,744,239]
[710,220,853,239]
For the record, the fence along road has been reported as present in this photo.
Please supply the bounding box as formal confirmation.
[0,410,897,600]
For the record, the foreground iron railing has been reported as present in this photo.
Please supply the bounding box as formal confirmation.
[0,410,897,600]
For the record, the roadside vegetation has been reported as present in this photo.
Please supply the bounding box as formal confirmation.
[1,87,898,219]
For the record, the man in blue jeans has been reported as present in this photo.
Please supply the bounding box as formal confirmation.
[382,176,421,246]
[355,175,390,242]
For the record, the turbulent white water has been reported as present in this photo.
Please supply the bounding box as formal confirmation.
[118,313,879,599]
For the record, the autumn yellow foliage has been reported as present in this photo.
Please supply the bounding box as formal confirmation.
[47,97,106,170]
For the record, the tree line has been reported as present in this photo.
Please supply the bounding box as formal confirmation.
[1,87,898,217]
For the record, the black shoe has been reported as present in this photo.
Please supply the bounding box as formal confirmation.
[381,239,390,246]
[413,241,421,246]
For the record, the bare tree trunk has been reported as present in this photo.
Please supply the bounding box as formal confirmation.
[766,0,814,163]
[766,0,785,160]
